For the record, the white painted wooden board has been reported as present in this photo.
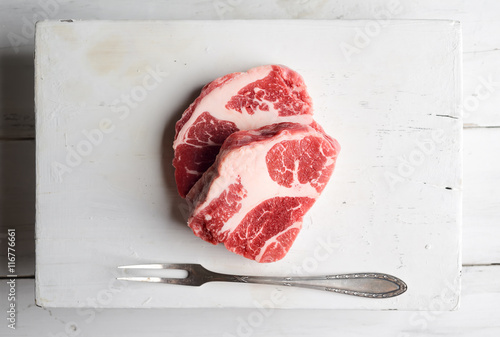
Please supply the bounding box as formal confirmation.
[35,20,462,309]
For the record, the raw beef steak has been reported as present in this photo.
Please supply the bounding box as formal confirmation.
[186,122,340,263]
[173,65,316,198]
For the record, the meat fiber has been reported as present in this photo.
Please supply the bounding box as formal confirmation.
[173,65,316,198]
[186,123,340,263]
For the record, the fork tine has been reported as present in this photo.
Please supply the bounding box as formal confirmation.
[118,263,194,271]
[117,264,201,286]
[117,277,163,282]
[117,263,207,286]
[116,276,192,285]
[118,264,166,269]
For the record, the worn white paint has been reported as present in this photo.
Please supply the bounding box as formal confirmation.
[35,20,461,309]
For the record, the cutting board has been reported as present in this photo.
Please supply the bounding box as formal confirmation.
[35,20,462,309]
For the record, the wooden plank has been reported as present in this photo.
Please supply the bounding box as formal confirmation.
[1,265,499,336]
[1,0,500,139]
[462,128,500,264]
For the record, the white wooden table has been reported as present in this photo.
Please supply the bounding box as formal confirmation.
[1,0,499,335]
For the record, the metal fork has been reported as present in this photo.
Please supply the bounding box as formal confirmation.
[118,263,407,298]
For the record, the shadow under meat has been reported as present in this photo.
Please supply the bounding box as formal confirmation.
[161,84,204,227]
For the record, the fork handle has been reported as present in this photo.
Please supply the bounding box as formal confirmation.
[208,272,407,298]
